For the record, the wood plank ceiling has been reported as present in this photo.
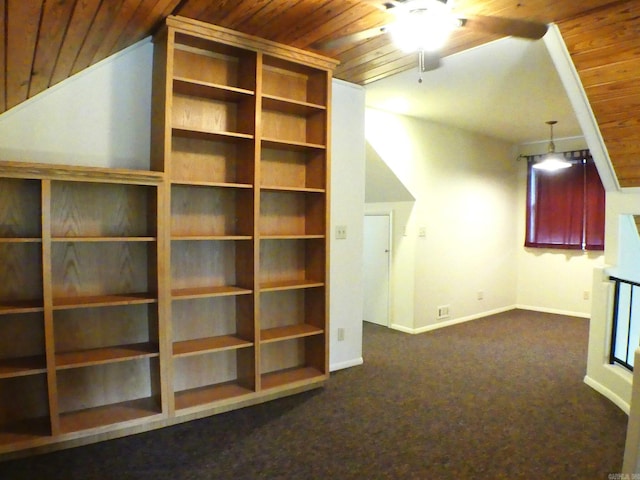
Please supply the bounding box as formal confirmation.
[1,0,639,187]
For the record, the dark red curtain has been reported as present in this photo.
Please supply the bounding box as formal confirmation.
[584,158,606,250]
[525,152,605,251]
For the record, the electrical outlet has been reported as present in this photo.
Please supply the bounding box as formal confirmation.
[337,328,345,341]
[437,305,450,320]
[419,226,426,238]
[583,290,590,300]
[477,290,484,300]
[335,225,347,240]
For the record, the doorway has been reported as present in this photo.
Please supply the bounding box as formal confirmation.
[363,213,391,326]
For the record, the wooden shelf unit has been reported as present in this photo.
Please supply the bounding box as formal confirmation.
[0,161,164,454]
[152,16,334,412]
[0,15,335,457]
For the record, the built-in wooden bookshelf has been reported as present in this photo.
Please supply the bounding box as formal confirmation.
[0,15,336,457]
[151,16,335,413]
[0,161,164,454]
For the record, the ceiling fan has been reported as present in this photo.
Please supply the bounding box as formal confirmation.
[314,0,548,78]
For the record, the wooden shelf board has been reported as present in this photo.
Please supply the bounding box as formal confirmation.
[175,382,253,411]
[171,180,252,189]
[174,77,254,101]
[171,285,252,299]
[0,417,51,447]
[260,279,324,292]
[55,343,159,370]
[261,366,324,390]
[52,293,157,310]
[260,234,325,240]
[260,324,323,343]
[261,137,325,152]
[0,356,47,379]
[0,300,43,315]
[260,185,324,193]
[59,397,162,434]
[51,236,156,243]
[0,237,41,243]
[171,235,252,241]
[0,160,163,185]
[262,94,326,116]
[173,335,253,357]
[173,126,253,142]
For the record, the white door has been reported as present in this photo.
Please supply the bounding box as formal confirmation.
[363,214,391,326]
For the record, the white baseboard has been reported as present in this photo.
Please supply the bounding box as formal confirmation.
[330,357,364,372]
[391,305,517,334]
[584,374,630,414]
[516,304,590,319]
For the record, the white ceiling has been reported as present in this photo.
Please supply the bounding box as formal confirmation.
[364,35,583,145]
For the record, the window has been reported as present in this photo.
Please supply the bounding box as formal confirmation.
[525,150,605,251]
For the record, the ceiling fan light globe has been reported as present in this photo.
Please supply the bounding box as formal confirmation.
[390,1,457,53]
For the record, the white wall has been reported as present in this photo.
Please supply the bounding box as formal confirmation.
[0,39,153,169]
[329,80,366,370]
[365,108,519,332]
[0,38,365,372]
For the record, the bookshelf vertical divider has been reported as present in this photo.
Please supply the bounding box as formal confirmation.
[40,179,59,436]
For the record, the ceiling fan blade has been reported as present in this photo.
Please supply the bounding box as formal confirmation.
[313,24,390,51]
[462,15,548,40]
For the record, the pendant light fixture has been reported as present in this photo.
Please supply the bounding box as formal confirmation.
[532,120,572,171]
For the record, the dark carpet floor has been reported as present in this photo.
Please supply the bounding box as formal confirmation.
[0,309,628,479]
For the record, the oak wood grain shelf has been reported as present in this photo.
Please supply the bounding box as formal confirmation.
[171,285,252,299]
[173,335,253,357]
[52,293,157,310]
[0,238,41,243]
[0,300,43,314]
[261,366,324,390]
[0,356,47,379]
[51,236,156,242]
[55,343,159,370]
[173,127,253,142]
[260,234,325,240]
[0,160,164,185]
[262,94,325,116]
[175,382,253,411]
[260,279,324,292]
[173,77,254,101]
[171,180,252,189]
[171,235,252,241]
[261,138,325,152]
[59,397,162,434]
[260,185,324,193]
[260,324,323,343]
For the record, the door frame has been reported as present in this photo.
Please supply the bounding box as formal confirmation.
[363,210,393,327]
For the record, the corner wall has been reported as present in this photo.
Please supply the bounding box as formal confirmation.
[365,108,519,332]
[329,80,366,370]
